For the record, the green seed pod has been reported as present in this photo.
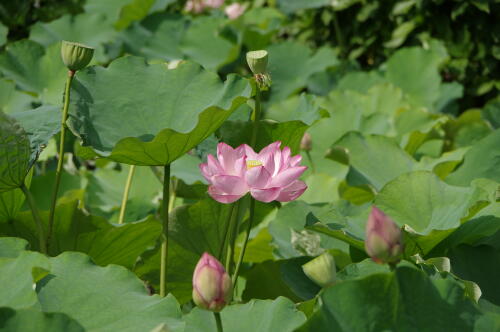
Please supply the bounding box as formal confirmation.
[246,50,268,75]
[302,252,336,288]
[61,41,94,71]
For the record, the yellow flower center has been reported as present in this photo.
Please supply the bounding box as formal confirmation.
[246,160,263,170]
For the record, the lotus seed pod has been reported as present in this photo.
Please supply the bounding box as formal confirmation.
[365,206,403,264]
[192,252,232,312]
[302,252,336,288]
[61,41,94,71]
[246,50,268,75]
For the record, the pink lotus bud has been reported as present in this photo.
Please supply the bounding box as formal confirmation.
[225,3,246,19]
[192,253,232,312]
[365,206,403,264]
[300,132,312,151]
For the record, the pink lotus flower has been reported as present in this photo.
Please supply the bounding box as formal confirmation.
[185,0,224,13]
[192,253,232,312]
[225,3,247,20]
[365,206,403,264]
[185,0,205,13]
[200,141,307,203]
[205,0,224,8]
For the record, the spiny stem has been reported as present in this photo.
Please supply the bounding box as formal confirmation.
[232,197,255,286]
[224,202,239,273]
[20,183,47,254]
[160,164,171,297]
[214,312,223,332]
[47,70,75,250]
[118,165,136,224]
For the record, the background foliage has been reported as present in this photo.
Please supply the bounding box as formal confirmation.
[0,0,499,331]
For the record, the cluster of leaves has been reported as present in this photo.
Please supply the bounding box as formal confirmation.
[279,0,500,111]
[0,0,499,331]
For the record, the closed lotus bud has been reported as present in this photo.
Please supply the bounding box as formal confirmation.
[246,50,268,75]
[192,252,232,312]
[300,132,312,151]
[61,41,94,71]
[365,206,403,264]
[302,252,336,287]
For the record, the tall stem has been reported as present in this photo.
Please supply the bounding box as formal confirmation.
[331,10,344,52]
[214,312,223,332]
[232,197,255,286]
[118,165,136,224]
[305,150,316,174]
[218,203,235,261]
[224,202,239,273]
[250,84,261,147]
[160,164,171,297]
[47,70,75,249]
[20,183,47,254]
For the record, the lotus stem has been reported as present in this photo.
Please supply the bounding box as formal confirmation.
[214,312,224,332]
[231,197,255,286]
[118,165,136,224]
[224,202,239,273]
[47,70,75,250]
[20,183,47,254]
[160,164,171,297]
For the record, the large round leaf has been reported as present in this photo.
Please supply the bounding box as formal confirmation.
[36,252,184,332]
[375,171,482,255]
[298,267,483,331]
[184,297,306,332]
[0,40,66,105]
[0,112,31,192]
[68,57,251,165]
[0,307,84,332]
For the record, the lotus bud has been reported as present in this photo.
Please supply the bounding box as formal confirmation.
[302,252,336,287]
[300,133,312,151]
[365,206,403,264]
[246,50,268,75]
[61,41,94,72]
[192,252,232,311]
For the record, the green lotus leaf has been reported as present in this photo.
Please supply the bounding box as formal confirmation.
[68,57,251,165]
[375,171,482,254]
[267,41,338,103]
[0,307,84,332]
[297,266,483,331]
[0,249,50,309]
[36,252,184,332]
[0,112,31,193]
[0,40,66,105]
[0,79,36,114]
[184,297,306,332]
[446,129,500,186]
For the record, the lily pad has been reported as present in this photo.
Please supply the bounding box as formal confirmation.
[68,57,251,165]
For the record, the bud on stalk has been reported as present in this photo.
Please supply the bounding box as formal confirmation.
[61,41,94,72]
[300,132,312,151]
[365,206,403,264]
[302,252,336,287]
[192,253,232,312]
